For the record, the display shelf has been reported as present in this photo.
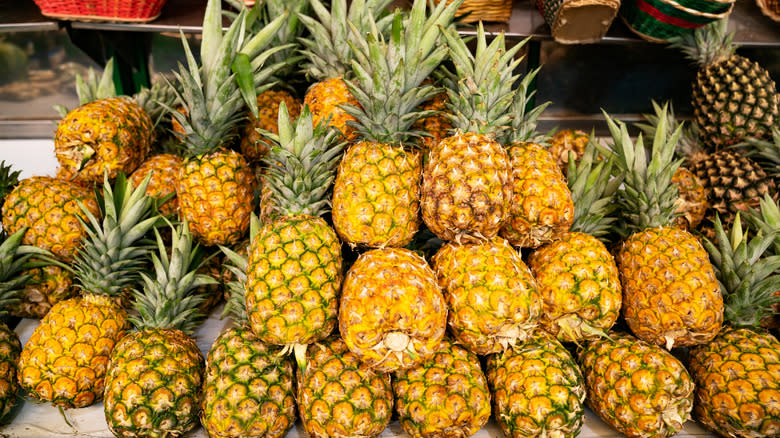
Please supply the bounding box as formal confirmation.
[2,0,779,46]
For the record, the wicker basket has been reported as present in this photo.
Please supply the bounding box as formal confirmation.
[31,0,168,22]
[620,0,734,42]
[537,0,622,44]
[440,0,514,23]
[757,0,780,21]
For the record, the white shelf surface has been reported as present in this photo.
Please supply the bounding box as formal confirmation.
[0,141,716,437]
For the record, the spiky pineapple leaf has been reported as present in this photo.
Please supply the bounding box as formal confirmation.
[0,160,21,210]
[0,227,56,317]
[668,18,736,67]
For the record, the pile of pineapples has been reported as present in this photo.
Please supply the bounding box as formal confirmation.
[0,0,778,437]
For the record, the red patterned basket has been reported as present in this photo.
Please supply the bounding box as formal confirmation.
[31,0,168,22]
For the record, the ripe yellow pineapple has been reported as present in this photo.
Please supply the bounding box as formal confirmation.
[239,89,301,163]
[422,24,516,243]
[499,69,573,249]
[128,153,182,217]
[671,166,708,230]
[202,219,296,438]
[394,337,491,438]
[297,0,393,141]
[245,104,344,351]
[487,330,586,438]
[169,4,289,247]
[579,333,695,438]
[527,140,622,343]
[412,87,452,150]
[18,173,157,408]
[604,108,723,349]
[332,0,463,248]
[2,176,100,262]
[431,236,541,354]
[549,128,589,171]
[298,336,393,438]
[340,247,447,372]
[55,97,153,183]
[690,215,780,438]
[11,263,75,319]
[104,223,212,437]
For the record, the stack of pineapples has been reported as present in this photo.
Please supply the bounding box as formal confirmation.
[0,0,779,437]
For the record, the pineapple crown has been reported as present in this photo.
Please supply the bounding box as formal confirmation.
[702,214,780,329]
[501,65,551,145]
[219,215,260,324]
[0,228,52,317]
[0,160,20,209]
[132,222,216,334]
[343,0,464,144]
[744,126,780,179]
[599,106,684,234]
[133,79,178,128]
[668,18,736,67]
[567,136,623,239]
[441,24,524,137]
[224,0,308,79]
[746,194,780,257]
[166,0,292,156]
[636,100,701,158]
[54,58,119,118]
[298,0,394,81]
[74,172,160,298]
[262,103,345,217]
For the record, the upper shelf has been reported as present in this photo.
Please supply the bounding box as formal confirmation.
[2,0,779,46]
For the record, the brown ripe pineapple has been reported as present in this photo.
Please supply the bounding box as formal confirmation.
[487,330,586,438]
[393,338,491,438]
[331,0,462,248]
[18,174,156,408]
[431,237,541,354]
[55,97,153,183]
[298,336,393,438]
[422,24,515,243]
[240,89,301,163]
[2,176,100,263]
[691,215,780,438]
[579,333,695,438]
[339,247,447,372]
[128,153,182,217]
[604,108,723,349]
[528,141,622,343]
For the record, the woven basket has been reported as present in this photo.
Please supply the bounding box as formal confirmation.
[440,0,514,23]
[537,0,622,44]
[31,0,167,22]
[757,0,780,21]
[620,0,733,42]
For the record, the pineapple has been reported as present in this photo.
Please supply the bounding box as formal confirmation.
[411,85,452,151]
[245,104,345,353]
[104,223,213,437]
[298,336,393,438]
[527,138,623,343]
[670,166,708,231]
[239,89,302,164]
[55,96,153,183]
[486,330,586,438]
[603,108,723,349]
[690,214,780,437]
[168,0,288,246]
[2,176,100,262]
[421,24,517,243]
[431,236,541,355]
[670,19,779,149]
[0,229,50,422]
[549,128,589,172]
[339,247,447,372]
[499,69,574,249]
[579,332,695,438]
[17,173,157,408]
[128,153,182,217]
[332,0,462,248]
[394,337,491,438]
[297,0,393,141]
[202,229,296,438]
[11,263,74,319]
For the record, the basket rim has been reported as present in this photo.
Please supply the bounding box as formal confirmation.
[36,11,162,23]
[655,0,735,18]
[620,13,671,42]
[756,0,780,21]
